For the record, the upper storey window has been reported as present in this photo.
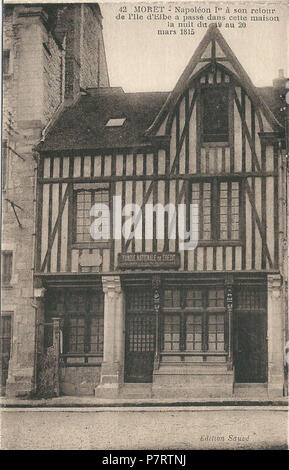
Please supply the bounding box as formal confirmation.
[201,87,229,143]
[191,181,240,242]
[73,183,110,246]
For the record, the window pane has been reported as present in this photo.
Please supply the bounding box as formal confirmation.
[208,314,225,351]
[202,183,211,239]
[219,183,228,240]
[67,317,85,353]
[219,182,240,240]
[231,183,240,241]
[208,288,224,307]
[163,315,180,351]
[186,315,202,351]
[90,317,104,353]
[185,289,202,308]
[163,290,181,308]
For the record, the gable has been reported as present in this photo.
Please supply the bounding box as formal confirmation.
[147,24,283,136]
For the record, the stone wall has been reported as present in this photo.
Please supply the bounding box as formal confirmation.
[3,6,17,140]
[3,129,39,396]
[60,366,101,396]
[80,5,109,89]
[3,6,62,396]
[43,32,63,124]
[2,4,110,396]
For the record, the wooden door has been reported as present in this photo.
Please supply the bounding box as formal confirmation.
[125,311,155,383]
[0,315,11,394]
[234,312,267,383]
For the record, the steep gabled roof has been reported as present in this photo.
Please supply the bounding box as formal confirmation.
[36,89,169,152]
[36,26,284,153]
[146,24,283,135]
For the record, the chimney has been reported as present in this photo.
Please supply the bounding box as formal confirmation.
[273,69,287,90]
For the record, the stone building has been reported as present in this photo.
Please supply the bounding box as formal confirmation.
[1,3,109,396]
[1,8,288,399]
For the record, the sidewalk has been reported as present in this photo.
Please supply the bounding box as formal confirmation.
[1,395,288,408]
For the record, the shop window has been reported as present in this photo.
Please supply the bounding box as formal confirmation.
[163,289,181,308]
[90,317,104,353]
[208,314,225,351]
[68,317,85,353]
[162,287,226,353]
[208,288,225,307]
[186,314,202,351]
[66,315,104,354]
[185,289,202,308]
[163,315,180,351]
[47,289,104,357]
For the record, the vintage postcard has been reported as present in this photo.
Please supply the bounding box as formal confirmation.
[0,0,288,452]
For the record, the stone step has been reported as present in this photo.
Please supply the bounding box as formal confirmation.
[234,383,268,398]
[120,383,152,398]
[155,365,231,375]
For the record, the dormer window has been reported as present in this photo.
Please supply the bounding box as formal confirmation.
[105,118,126,127]
[201,87,229,143]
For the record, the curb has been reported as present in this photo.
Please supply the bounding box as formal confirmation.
[1,399,288,408]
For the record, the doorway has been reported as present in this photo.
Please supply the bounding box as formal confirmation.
[0,314,12,395]
[234,311,267,383]
[124,311,155,382]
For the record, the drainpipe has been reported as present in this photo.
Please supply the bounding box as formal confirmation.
[31,153,39,395]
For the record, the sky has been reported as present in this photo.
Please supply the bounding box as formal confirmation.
[100,1,289,92]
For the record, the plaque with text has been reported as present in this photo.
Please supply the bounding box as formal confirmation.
[118,252,180,270]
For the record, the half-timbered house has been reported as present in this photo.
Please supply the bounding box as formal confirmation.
[35,24,288,398]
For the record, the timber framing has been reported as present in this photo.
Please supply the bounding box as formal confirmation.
[35,24,284,278]
[146,24,283,136]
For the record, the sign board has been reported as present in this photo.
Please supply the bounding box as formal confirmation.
[118,252,180,270]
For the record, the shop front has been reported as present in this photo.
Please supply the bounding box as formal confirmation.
[41,272,272,398]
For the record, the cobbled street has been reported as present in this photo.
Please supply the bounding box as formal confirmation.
[1,406,288,450]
